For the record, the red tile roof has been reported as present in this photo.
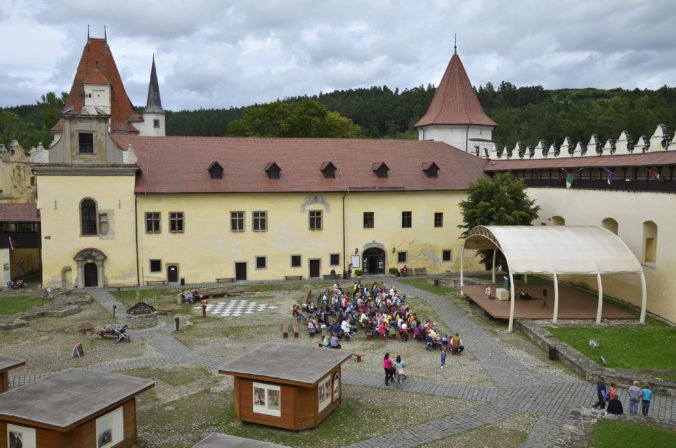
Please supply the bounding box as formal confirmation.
[415,53,496,128]
[484,151,676,171]
[54,38,138,134]
[0,203,39,222]
[110,136,487,194]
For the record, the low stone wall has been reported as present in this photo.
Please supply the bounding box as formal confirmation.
[517,320,675,396]
[126,312,158,329]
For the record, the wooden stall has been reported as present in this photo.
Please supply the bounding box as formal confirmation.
[219,343,352,431]
[0,357,25,394]
[0,370,154,448]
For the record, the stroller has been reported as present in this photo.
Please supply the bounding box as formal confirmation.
[97,324,131,343]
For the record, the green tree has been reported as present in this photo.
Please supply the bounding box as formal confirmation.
[37,91,68,130]
[458,172,540,268]
[227,99,361,138]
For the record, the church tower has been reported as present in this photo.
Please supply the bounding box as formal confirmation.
[415,45,496,158]
[136,55,166,136]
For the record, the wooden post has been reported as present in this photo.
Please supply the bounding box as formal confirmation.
[202,304,207,318]
[174,316,180,331]
[113,304,117,319]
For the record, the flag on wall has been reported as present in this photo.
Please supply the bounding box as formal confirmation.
[8,237,15,250]
[604,168,616,185]
[647,169,661,180]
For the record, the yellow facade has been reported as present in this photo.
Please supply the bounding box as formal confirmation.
[136,191,479,284]
[529,187,676,322]
[37,174,137,288]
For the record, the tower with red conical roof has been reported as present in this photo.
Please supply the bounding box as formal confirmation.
[415,45,496,158]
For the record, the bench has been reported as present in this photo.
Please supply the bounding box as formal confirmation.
[155,306,177,315]
[80,322,93,334]
[216,277,234,283]
[282,320,290,339]
[292,319,299,338]
[352,353,364,362]
[302,289,312,307]
[285,275,303,280]
[146,280,167,286]
[413,267,427,276]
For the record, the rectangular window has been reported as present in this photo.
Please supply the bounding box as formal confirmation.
[309,210,322,230]
[231,211,244,232]
[256,256,267,269]
[402,211,412,228]
[98,213,108,236]
[169,212,184,233]
[78,132,94,153]
[145,212,160,233]
[253,382,281,417]
[291,255,301,268]
[363,212,374,229]
[153,119,160,129]
[149,259,162,272]
[253,211,267,232]
[330,253,340,266]
[434,212,443,228]
[442,250,452,262]
[398,251,407,263]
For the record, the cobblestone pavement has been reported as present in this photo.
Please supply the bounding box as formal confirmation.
[10,285,676,448]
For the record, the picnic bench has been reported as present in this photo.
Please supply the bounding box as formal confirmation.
[292,319,299,338]
[155,306,177,315]
[80,322,93,334]
[302,289,312,307]
[145,280,167,286]
[285,275,302,280]
[352,353,363,362]
[282,320,290,339]
[216,277,234,283]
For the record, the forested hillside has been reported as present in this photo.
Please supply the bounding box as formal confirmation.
[2,83,675,151]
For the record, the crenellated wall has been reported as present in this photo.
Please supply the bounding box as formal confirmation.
[493,124,674,160]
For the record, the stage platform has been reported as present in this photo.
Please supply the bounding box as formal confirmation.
[461,283,636,321]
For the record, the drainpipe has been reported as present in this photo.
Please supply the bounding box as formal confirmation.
[466,126,470,152]
[342,192,347,278]
[134,194,140,286]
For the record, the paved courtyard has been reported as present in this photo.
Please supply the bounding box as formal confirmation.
[8,280,675,447]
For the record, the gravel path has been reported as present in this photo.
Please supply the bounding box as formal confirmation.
[10,285,676,448]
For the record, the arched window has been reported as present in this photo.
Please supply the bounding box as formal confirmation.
[80,199,97,235]
[643,221,657,264]
[551,216,565,226]
[601,218,618,235]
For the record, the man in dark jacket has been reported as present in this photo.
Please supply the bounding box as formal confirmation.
[592,375,607,409]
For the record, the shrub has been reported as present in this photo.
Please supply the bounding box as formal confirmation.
[354,269,363,277]
[388,267,399,275]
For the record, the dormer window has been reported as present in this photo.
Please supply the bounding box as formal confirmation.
[422,162,439,178]
[78,133,94,154]
[208,162,223,179]
[320,162,336,179]
[372,162,389,179]
[265,162,281,180]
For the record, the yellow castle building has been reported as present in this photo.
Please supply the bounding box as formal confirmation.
[31,35,675,324]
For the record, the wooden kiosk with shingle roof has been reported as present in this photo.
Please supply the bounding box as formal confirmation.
[0,370,154,448]
[0,356,25,394]
[219,343,352,431]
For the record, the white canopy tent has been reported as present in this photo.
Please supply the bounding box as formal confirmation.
[460,225,646,332]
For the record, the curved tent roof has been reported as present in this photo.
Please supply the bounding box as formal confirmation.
[465,225,643,275]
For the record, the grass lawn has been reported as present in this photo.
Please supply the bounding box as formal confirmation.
[548,326,676,370]
[399,278,454,296]
[592,420,676,447]
[116,289,194,314]
[0,295,46,314]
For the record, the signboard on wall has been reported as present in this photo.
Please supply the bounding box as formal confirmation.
[350,255,360,270]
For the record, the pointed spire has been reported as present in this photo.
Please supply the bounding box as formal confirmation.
[87,24,90,41]
[144,54,164,114]
[414,51,496,128]
[454,34,457,55]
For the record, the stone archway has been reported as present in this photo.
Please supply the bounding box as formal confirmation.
[74,248,106,288]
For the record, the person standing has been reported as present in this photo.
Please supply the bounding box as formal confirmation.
[440,350,447,369]
[641,383,653,417]
[484,285,492,299]
[383,353,395,386]
[606,383,623,415]
[628,381,642,416]
[592,375,607,409]
[395,355,406,384]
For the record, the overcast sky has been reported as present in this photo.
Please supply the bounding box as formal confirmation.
[1,0,675,111]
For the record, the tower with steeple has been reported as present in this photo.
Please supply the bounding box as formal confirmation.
[415,43,496,158]
[136,55,166,136]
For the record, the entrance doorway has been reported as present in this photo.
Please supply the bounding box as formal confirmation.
[362,248,385,274]
[167,265,179,283]
[309,259,320,278]
[235,262,247,281]
[84,263,98,287]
